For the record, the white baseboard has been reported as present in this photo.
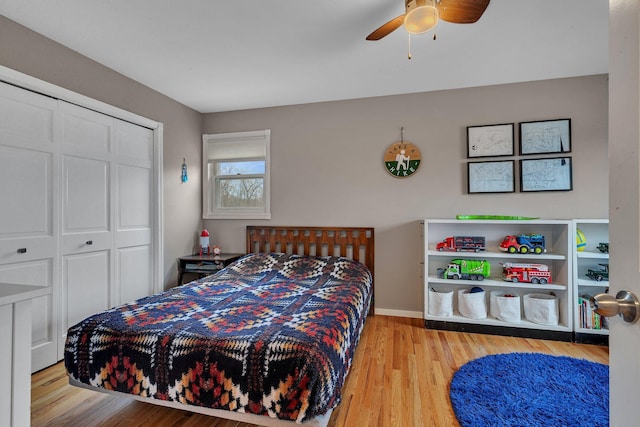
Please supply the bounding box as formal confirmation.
[374,308,423,319]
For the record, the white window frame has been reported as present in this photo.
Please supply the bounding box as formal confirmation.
[202,130,271,220]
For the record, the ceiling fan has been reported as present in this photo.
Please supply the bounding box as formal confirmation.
[366,0,490,41]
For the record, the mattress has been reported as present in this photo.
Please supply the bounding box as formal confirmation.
[64,252,372,423]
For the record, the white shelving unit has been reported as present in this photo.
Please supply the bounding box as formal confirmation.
[573,219,609,338]
[422,219,573,340]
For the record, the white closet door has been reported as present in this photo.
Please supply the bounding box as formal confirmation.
[115,119,154,304]
[0,82,59,372]
[0,71,161,371]
[58,102,113,357]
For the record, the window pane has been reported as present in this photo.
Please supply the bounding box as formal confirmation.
[218,177,264,208]
[217,160,265,175]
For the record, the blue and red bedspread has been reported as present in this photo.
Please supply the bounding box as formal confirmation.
[64,253,372,423]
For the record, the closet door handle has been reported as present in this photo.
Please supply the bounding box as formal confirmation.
[86,240,93,245]
[17,248,27,254]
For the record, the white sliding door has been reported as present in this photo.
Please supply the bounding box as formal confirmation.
[59,102,113,353]
[57,103,158,359]
[0,65,163,372]
[115,120,155,304]
[0,82,59,372]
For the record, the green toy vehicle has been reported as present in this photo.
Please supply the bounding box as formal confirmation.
[586,263,609,282]
[437,259,490,281]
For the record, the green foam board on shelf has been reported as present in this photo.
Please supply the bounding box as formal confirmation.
[456,215,540,220]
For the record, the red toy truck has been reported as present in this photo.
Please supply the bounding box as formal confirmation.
[436,236,485,252]
[502,262,551,284]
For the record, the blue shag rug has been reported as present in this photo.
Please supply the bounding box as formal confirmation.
[449,352,608,427]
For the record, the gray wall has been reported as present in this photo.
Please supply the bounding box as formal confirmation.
[0,16,202,288]
[203,75,608,315]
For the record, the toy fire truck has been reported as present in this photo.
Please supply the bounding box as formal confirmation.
[502,262,551,284]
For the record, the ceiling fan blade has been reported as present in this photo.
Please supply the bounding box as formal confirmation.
[366,15,406,40]
[437,0,490,24]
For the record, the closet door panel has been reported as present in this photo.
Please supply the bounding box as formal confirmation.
[0,145,55,261]
[60,101,112,159]
[61,156,111,255]
[118,164,151,229]
[63,156,109,231]
[116,119,153,168]
[115,120,154,305]
[0,82,56,151]
[0,82,56,259]
[118,246,151,304]
[62,251,109,332]
[0,82,59,371]
[59,102,114,358]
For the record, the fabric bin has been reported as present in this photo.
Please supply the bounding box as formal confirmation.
[490,291,521,323]
[458,289,487,319]
[428,288,454,317]
[524,293,559,325]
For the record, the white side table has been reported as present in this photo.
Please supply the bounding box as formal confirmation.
[0,284,49,427]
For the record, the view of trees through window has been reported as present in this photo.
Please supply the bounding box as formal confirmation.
[216,160,265,208]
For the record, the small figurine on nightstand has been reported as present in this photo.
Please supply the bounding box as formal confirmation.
[199,229,211,255]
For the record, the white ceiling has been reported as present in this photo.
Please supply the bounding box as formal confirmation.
[0,0,608,113]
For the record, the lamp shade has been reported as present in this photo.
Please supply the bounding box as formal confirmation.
[404,5,439,34]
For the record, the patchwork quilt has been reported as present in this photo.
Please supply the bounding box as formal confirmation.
[64,253,372,423]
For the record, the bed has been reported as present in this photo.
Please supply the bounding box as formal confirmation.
[64,226,374,426]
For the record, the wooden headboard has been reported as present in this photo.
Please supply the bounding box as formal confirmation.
[246,226,375,314]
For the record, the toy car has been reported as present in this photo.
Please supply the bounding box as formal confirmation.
[597,242,609,253]
[586,264,609,282]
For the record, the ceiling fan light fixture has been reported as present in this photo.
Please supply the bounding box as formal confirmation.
[404,5,439,35]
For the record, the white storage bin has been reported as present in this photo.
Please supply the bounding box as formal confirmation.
[490,291,521,323]
[428,288,454,317]
[458,288,487,319]
[524,293,559,325]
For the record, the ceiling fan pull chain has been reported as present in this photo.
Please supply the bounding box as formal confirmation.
[408,33,412,60]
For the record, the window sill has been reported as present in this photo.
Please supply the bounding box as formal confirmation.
[203,212,271,220]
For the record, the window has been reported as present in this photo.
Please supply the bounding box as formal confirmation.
[202,130,270,219]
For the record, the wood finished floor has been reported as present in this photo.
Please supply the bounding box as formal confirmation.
[32,315,609,426]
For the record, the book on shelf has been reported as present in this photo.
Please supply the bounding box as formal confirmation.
[577,295,609,330]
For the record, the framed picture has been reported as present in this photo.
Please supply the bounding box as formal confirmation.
[467,123,514,158]
[467,160,515,194]
[519,118,571,155]
[520,157,573,192]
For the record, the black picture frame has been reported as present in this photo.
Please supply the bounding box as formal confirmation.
[467,160,515,194]
[520,157,573,192]
[467,123,515,158]
[519,118,571,155]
